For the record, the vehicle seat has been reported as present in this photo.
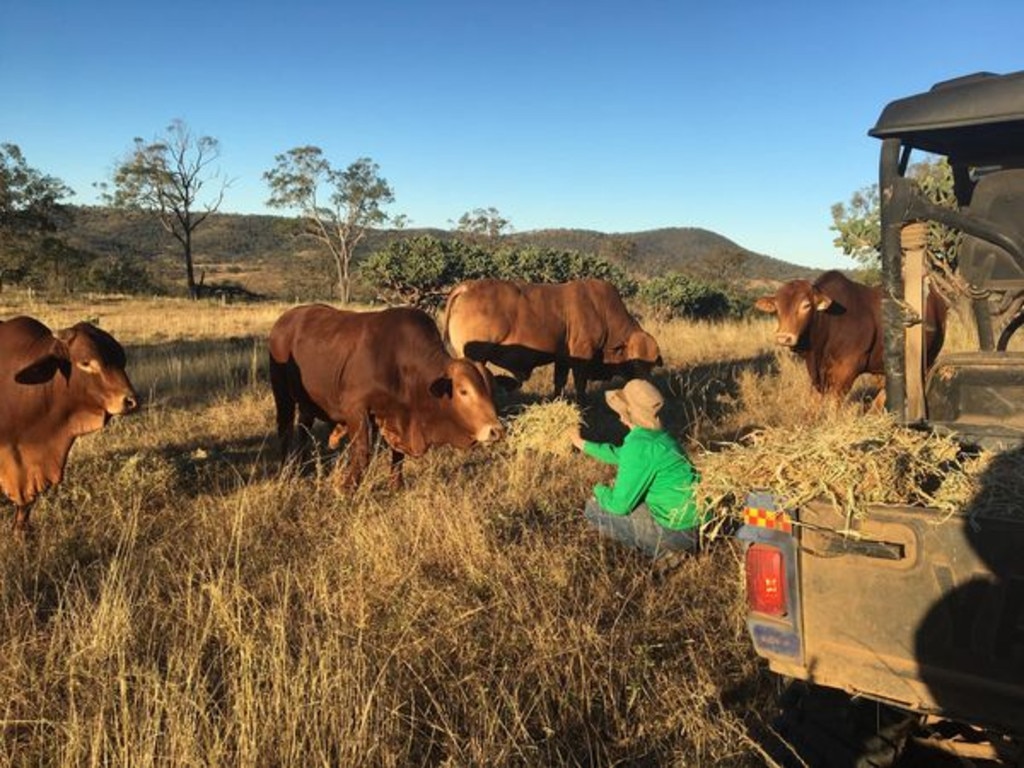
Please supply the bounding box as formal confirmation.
[958,168,1024,349]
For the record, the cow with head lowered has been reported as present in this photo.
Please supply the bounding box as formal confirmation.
[0,316,139,533]
[268,304,508,489]
[443,278,662,399]
[754,270,947,397]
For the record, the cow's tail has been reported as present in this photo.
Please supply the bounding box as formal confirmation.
[442,282,469,353]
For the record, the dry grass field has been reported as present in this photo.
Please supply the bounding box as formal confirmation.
[0,291,883,767]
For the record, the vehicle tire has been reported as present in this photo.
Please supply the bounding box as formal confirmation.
[767,682,919,768]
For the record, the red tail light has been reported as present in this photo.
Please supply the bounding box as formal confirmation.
[746,543,787,616]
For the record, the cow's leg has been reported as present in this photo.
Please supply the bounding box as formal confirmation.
[389,449,406,490]
[826,361,861,401]
[867,373,887,411]
[869,389,887,412]
[296,404,318,468]
[327,423,348,450]
[553,360,570,399]
[338,413,372,490]
[806,355,828,396]
[12,502,37,539]
[571,363,590,403]
[269,359,297,468]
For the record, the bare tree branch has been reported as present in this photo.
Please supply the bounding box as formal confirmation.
[104,120,231,299]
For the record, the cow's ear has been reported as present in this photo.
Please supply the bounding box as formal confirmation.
[429,376,453,399]
[754,297,777,314]
[813,291,833,311]
[14,337,72,385]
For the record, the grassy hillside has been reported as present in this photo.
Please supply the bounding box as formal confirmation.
[521,226,815,282]
[62,207,818,299]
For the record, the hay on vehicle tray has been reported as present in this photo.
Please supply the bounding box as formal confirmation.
[696,411,1024,524]
[505,399,582,458]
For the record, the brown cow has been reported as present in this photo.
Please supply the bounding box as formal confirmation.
[754,270,947,397]
[268,304,508,489]
[443,278,662,399]
[0,316,138,533]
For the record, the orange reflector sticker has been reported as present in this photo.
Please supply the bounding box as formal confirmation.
[744,507,793,533]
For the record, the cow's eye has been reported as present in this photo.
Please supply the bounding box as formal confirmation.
[458,388,470,397]
[76,359,99,373]
[800,301,812,311]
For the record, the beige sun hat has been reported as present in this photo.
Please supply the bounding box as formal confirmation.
[605,379,664,429]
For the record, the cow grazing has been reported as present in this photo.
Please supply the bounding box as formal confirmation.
[754,270,947,397]
[443,278,662,399]
[268,304,508,489]
[0,316,138,533]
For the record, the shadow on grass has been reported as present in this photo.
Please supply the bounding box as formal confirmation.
[499,354,778,445]
[126,335,268,410]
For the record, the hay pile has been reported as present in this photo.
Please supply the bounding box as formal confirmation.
[696,411,1024,525]
[505,399,583,458]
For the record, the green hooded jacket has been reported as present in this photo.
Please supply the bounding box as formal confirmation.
[583,426,703,531]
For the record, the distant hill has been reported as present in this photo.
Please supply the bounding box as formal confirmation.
[515,226,816,282]
[61,206,818,297]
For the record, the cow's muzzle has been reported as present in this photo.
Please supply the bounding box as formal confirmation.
[775,333,797,347]
[109,391,140,415]
[475,423,505,444]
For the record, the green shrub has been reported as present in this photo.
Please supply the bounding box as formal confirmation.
[488,246,636,295]
[361,236,636,309]
[82,253,162,295]
[638,274,747,320]
[360,236,484,308]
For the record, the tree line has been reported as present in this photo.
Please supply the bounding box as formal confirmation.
[12,116,937,319]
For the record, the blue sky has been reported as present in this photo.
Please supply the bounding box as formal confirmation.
[3,0,1022,271]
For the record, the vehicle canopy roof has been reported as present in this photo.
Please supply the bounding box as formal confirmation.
[869,70,1024,164]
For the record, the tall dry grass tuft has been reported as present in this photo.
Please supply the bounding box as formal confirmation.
[716,350,829,435]
[645,315,776,368]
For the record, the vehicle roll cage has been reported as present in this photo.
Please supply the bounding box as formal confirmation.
[869,70,1024,421]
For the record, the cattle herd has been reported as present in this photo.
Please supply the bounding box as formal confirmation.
[0,273,948,534]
